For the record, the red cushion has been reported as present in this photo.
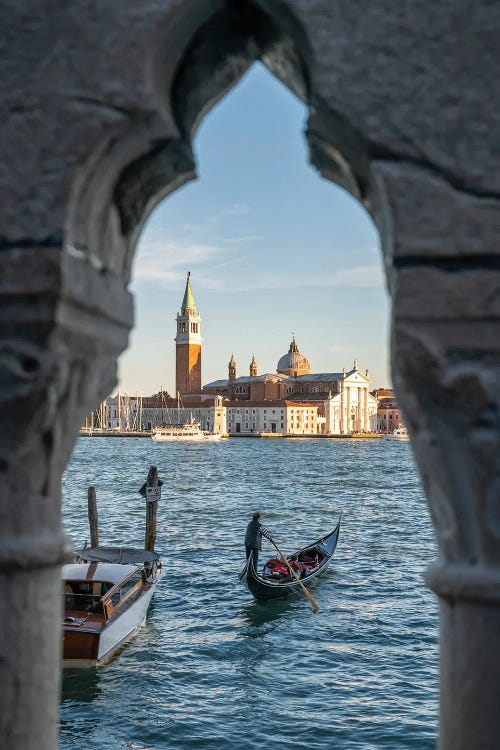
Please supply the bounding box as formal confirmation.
[265,559,289,576]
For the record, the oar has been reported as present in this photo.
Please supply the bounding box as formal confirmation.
[271,540,320,614]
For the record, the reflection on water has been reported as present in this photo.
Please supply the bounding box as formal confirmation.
[60,670,103,741]
[62,669,102,705]
[60,437,438,750]
[240,598,293,632]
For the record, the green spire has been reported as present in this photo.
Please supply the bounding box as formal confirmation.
[181,271,196,312]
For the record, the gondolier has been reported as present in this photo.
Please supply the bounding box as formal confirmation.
[245,512,274,570]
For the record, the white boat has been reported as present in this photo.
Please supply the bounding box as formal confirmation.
[151,391,222,442]
[62,547,161,667]
[386,425,410,442]
[151,420,222,442]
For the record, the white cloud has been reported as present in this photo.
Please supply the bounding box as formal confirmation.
[201,262,385,293]
[132,238,220,285]
[133,225,384,295]
[216,235,264,245]
[221,203,250,215]
[332,264,386,288]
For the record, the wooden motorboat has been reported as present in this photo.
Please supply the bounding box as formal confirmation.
[62,546,161,667]
[240,519,341,602]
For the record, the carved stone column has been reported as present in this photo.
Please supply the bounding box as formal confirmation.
[376,161,500,750]
[357,386,362,432]
[0,246,133,750]
[339,381,344,434]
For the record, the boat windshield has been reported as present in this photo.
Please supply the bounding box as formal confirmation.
[64,581,113,613]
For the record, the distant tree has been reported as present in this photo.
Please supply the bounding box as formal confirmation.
[149,387,172,403]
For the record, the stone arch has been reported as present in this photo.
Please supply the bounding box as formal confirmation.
[1,2,498,750]
[65,0,377,287]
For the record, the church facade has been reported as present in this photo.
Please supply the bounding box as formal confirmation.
[196,290,378,434]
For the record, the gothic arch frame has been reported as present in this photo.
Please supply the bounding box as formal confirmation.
[1,2,498,749]
[65,0,388,291]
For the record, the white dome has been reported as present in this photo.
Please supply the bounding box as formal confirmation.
[277,337,310,375]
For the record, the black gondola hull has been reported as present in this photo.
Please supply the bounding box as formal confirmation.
[240,519,340,602]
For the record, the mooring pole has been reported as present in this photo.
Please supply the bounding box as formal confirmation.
[87,485,99,548]
[144,465,159,553]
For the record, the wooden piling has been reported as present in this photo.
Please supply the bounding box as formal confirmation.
[87,486,99,548]
[145,465,159,553]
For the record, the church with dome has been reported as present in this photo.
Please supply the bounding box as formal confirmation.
[203,335,378,435]
[96,274,380,436]
[164,273,379,435]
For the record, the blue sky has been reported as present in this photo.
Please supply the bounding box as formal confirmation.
[119,63,390,396]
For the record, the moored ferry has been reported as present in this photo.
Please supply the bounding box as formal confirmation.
[386,425,410,442]
[151,420,222,442]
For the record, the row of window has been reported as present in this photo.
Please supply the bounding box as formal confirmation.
[178,322,199,333]
[229,408,285,415]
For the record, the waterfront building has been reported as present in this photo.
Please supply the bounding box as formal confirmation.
[204,337,378,434]
[225,399,319,435]
[373,388,405,434]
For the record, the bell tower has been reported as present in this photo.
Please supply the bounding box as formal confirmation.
[228,354,236,381]
[175,272,202,395]
[249,355,258,377]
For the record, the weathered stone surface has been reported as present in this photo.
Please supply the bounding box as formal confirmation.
[438,599,500,750]
[290,0,500,195]
[372,162,500,264]
[0,570,62,750]
[393,268,500,320]
[0,245,133,750]
[392,318,500,563]
[1,1,498,246]
[0,2,499,749]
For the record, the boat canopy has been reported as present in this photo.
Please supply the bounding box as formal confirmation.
[76,546,160,565]
[63,562,138,585]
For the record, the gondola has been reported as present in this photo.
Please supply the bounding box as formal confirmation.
[239,517,341,602]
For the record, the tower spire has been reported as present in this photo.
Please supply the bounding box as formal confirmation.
[181,271,196,314]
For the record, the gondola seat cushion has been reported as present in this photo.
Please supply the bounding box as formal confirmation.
[265,559,288,576]
[265,559,305,577]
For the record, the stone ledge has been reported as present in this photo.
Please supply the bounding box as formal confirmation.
[0,531,73,572]
[393,267,500,320]
[426,561,500,604]
[0,245,133,337]
[0,246,62,294]
[373,160,500,262]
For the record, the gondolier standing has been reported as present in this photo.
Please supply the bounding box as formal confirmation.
[245,511,274,570]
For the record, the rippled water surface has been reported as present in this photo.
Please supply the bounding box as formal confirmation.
[60,437,438,750]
